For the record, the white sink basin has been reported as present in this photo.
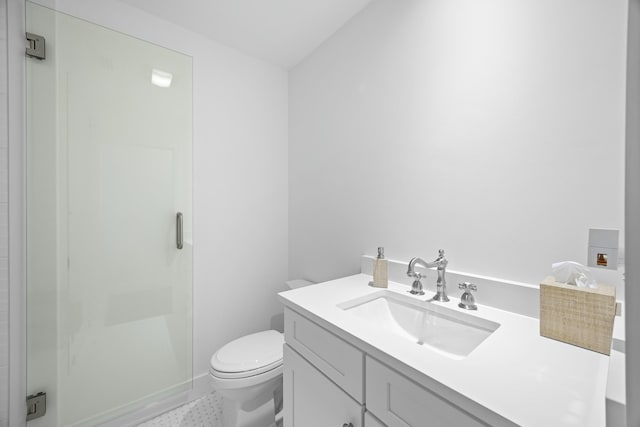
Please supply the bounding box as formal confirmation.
[337,290,500,359]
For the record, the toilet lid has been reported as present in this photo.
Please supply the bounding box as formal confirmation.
[210,330,284,374]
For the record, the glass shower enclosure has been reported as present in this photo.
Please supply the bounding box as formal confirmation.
[26,2,193,426]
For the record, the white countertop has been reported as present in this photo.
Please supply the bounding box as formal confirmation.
[279,274,610,427]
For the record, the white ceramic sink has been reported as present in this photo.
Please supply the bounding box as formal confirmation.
[337,290,500,359]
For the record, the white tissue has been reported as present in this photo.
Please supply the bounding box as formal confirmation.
[551,261,597,288]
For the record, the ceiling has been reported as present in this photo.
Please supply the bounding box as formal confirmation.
[118,0,374,69]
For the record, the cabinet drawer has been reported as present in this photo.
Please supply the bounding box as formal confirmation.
[284,345,362,427]
[366,357,488,427]
[285,307,364,402]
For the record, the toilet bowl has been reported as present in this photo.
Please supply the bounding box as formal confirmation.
[210,330,284,427]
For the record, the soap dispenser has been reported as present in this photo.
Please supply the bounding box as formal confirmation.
[372,247,388,288]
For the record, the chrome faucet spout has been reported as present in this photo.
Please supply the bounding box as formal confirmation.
[406,250,449,301]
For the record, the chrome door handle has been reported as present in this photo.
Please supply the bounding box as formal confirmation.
[176,212,183,249]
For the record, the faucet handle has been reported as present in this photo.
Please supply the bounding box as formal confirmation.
[458,282,478,310]
[409,277,425,295]
[458,282,476,291]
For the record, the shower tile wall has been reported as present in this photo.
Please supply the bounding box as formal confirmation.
[0,0,8,425]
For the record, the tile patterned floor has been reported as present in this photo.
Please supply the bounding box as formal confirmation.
[138,392,224,427]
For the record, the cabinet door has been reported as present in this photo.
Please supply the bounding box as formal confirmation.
[284,344,362,427]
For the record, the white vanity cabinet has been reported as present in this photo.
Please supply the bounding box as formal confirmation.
[280,274,610,427]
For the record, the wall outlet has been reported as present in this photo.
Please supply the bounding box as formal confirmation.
[588,228,619,270]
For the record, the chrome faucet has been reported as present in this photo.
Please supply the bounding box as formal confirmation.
[407,249,449,301]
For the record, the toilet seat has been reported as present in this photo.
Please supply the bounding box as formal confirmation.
[210,330,284,378]
[210,359,282,379]
[210,363,283,391]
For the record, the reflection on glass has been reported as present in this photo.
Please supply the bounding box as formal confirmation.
[151,69,173,88]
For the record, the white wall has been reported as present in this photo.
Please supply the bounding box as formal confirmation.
[289,0,627,293]
[626,1,640,425]
[25,0,289,385]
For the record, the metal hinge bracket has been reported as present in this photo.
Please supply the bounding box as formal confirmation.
[26,392,46,421]
[26,32,46,60]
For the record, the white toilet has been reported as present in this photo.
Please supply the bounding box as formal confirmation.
[210,330,284,427]
[209,279,312,427]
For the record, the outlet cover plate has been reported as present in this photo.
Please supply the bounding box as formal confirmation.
[588,229,619,270]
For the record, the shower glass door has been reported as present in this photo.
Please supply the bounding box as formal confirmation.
[26,3,193,426]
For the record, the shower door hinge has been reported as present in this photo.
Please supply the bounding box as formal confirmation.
[26,392,46,421]
[26,32,46,60]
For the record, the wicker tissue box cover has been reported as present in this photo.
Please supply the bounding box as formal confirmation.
[539,276,616,355]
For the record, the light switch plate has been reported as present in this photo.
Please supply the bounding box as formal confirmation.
[588,228,619,270]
